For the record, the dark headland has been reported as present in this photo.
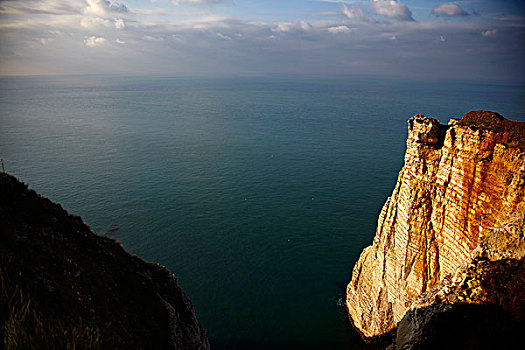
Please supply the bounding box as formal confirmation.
[0,172,209,349]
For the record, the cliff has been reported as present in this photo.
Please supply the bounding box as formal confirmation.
[346,111,525,341]
[0,173,210,349]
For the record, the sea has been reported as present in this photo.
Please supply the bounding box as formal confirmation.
[1,75,524,349]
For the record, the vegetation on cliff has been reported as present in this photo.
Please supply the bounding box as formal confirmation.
[0,173,209,349]
[457,110,525,150]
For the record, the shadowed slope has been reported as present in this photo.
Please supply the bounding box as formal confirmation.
[0,172,209,349]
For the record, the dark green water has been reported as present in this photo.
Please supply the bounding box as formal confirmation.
[1,75,524,348]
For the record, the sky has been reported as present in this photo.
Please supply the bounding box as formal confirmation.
[0,0,524,81]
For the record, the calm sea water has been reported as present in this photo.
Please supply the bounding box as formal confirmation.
[1,75,524,348]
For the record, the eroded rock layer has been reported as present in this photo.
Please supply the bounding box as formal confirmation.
[346,111,525,338]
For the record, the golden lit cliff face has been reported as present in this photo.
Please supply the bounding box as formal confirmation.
[346,111,525,338]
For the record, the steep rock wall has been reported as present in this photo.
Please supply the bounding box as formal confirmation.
[346,111,525,338]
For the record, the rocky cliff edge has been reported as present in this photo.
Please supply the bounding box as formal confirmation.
[346,111,525,345]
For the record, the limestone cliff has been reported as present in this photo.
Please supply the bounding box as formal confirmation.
[0,173,210,349]
[346,111,525,339]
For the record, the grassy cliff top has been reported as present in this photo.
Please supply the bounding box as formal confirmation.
[456,110,525,151]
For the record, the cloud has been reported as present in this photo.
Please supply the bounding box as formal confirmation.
[143,35,164,42]
[481,29,497,37]
[84,36,106,47]
[171,0,230,5]
[272,21,312,33]
[81,16,112,28]
[341,4,374,23]
[109,2,128,13]
[369,0,414,21]
[1,0,524,81]
[300,21,312,31]
[84,0,128,16]
[327,25,352,34]
[0,0,83,16]
[216,32,232,40]
[273,22,293,33]
[172,34,185,42]
[39,38,54,45]
[114,18,125,29]
[432,4,469,17]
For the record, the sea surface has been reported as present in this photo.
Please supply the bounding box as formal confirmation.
[1,75,524,348]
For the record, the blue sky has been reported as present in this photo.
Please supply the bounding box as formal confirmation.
[1,0,524,81]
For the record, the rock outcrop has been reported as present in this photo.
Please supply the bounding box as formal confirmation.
[346,111,525,339]
[0,173,210,349]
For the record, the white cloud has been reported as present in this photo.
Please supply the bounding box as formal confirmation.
[369,0,414,21]
[81,16,112,28]
[39,38,55,45]
[273,21,312,33]
[432,4,468,17]
[300,21,312,31]
[171,0,230,5]
[327,25,352,34]
[83,0,106,16]
[481,29,497,37]
[143,35,164,42]
[81,0,129,34]
[109,2,128,13]
[273,23,290,32]
[84,0,128,16]
[114,18,125,29]
[84,36,106,47]
[1,0,523,81]
[172,34,185,42]
[341,3,374,23]
[0,0,83,16]
[216,32,231,40]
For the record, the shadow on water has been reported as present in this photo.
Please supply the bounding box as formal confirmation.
[335,281,348,293]
[210,290,368,350]
[211,338,365,350]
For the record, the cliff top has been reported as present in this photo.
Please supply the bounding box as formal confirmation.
[454,110,525,151]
